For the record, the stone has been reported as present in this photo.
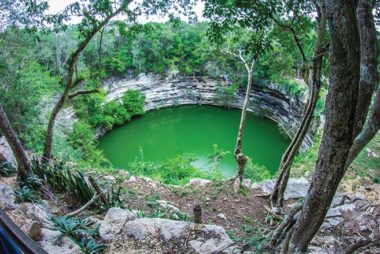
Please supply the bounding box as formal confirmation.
[0,182,17,209]
[99,207,137,241]
[242,179,252,188]
[39,228,81,254]
[103,175,116,183]
[111,218,234,253]
[217,213,227,220]
[126,176,137,184]
[327,203,356,218]
[186,178,211,187]
[251,177,310,200]
[28,222,42,241]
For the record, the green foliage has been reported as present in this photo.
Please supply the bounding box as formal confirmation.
[51,216,105,254]
[31,158,95,204]
[244,160,272,183]
[77,238,106,254]
[216,83,238,107]
[68,121,107,165]
[104,186,123,209]
[127,155,222,186]
[13,186,40,203]
[70,89,145,165]
[0,161,16,177]
[122,90,145,116]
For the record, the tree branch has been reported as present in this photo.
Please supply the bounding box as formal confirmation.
[69,88,100,99]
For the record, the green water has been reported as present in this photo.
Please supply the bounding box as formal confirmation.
[98,105,290,177]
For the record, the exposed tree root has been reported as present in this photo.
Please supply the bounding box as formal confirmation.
[269,202,303,247]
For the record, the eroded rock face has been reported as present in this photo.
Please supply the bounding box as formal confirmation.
[0,136,15,165]
[0,182,17,209]
[39,228,81,254]
[99,207,137,241]
[101,73,314,150]
[20,202,52,227]
[107,218,235,254]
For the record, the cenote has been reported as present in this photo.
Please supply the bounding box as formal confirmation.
[98,105,290,177]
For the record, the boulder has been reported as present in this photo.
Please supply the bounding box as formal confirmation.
[27,222,42,241]
[252,177,309,200]
[39,228,81,254]
[107,218,235,253]
[99,207,137,241]
[242,179,252,188]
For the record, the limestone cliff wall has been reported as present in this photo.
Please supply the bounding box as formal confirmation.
[102,73,314,150]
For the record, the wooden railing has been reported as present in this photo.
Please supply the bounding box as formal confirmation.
[0,209,48,254]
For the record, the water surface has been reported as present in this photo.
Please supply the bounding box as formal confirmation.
[98,105,290,177]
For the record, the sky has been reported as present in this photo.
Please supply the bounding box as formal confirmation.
[47,0,205,23]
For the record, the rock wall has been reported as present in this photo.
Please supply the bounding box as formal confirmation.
[103,73,314,150]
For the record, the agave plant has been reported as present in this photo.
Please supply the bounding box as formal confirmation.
[0,161,16,176]
[77,238,106,254]
[13,186,40,203]
[31,157,95,205]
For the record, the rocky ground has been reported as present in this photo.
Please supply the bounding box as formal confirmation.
[1,171,380,253]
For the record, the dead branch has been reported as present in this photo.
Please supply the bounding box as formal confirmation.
[66,193,101,217]
[88,176,108,205]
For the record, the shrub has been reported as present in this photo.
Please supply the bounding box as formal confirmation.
[103,101,131,127]
[127,155,222,185]
[216,82,238,107]
[68,121,108,166]
[244,160,272,182]
[122,89,145,116]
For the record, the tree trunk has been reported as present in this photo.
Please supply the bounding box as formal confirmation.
[233,71,253,192]
[42,89,70,161]
[42,8,124,161]
[0,103,32,182]
[288,0,361,252]
[270,6,327,208]
[353,0,377,137]
[345,0,378,167]
[346,89,380,167]
[98,27,105,65]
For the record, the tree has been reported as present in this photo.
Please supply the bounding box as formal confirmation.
[220,31,269,191]
[270,0,329,208]
[271,0,379,252]
[0,103,32,182]
[42,0,194,161]
[202,0,329,201]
